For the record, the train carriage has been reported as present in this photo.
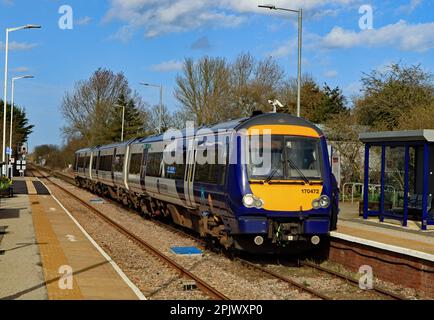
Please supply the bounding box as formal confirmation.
[75,113,339,253]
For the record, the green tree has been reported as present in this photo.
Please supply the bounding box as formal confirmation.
[109,93,149,141]
[280,75,346,123]
[355,63,434,130]
[0,100,34,158]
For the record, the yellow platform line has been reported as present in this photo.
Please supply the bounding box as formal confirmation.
[26,180,37,195]
[30,195,83,300]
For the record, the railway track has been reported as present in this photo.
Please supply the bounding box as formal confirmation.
[31,165,408,300]
[30,167,229,301]
[299,260,407,300]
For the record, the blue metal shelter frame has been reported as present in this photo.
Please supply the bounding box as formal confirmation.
[360,130,434,231]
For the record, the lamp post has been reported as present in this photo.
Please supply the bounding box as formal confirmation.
[9,75,34,177]
[140,82,163,134]
[2,24,41,172]
[258,4,303,118]
[115,104,125,142]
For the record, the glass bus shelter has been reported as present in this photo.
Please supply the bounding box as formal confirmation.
[360,130,434,230]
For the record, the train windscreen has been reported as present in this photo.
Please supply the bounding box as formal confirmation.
[248,136,323,182]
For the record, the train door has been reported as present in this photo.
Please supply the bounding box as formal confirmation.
[89,152,94,180]
[112,148,116,183]
[140,147,149,191]
[96,151,101,178]
[124,144,130,190]
[184,138,197,208]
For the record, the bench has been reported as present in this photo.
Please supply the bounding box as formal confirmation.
[408,194,432,217]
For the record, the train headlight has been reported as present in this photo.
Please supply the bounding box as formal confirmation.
[243,194,255,208]
[243,194,264,209]
[312,195,331,209]
[254,198,264,209]
[312,199,321,209]
[319,195,331,208]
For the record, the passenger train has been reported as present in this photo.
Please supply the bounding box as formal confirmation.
[74,113,339,253]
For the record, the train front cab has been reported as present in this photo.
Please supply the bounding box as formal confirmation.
[229,121,339,253]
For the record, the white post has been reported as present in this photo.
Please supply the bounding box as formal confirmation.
[297,9,303,118]
[159,85,163,134]
[2,29,9,168]
[121,105,125,142]
[9,78,14,178]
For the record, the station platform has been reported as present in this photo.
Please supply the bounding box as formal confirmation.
[11,177,51,195]
[0,177,145,300]
[334,202,434,262]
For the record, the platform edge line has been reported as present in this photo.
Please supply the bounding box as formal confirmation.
[330,231,434,263]
[38,178,147,300]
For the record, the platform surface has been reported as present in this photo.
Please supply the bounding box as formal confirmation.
[334,202,434,261]
[0,177,144,300]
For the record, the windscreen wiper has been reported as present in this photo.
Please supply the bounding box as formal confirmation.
[264,168,279,184]
[286,158,310,185]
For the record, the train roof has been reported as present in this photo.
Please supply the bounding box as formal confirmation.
[236,113,322,135]
[76,113,323,153]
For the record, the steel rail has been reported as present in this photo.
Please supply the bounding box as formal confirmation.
[235,258,332,300]
[300,261,407,300]
[34,165,410,301]
[31,167,230,301]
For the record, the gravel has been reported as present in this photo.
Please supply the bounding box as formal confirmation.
[40,170,424,300]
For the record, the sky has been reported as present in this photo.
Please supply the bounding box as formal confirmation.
[0,0,433,150]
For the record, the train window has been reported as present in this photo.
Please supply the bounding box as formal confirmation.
[99,155,113,172]
[166,150,186,180]
[129,153,142,175]
[195,146,225,185]
[85,156,91,169]
[92,155,98,170]
[146,152,163,177]
[114,154,124,173]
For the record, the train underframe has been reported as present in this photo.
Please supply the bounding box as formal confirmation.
[75,176,329,254]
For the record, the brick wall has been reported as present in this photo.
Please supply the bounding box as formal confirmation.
[329,238,434,298]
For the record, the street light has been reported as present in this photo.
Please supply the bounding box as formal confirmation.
[2,24,41,172]
[9,75,34,177]
[140,82,163,134]
[115,104,125,142]
[258,4,303,118]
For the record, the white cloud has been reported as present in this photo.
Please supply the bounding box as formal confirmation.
[396,0,422,14]
[12,66,30,72]
[1,0,14,5]
[324,70,338,78]
[344,81,362,97]
[319,20,434,52]
[151,60,183,72]
[267,39,297,58]
[0,41,38,51]
[76,16,92,26]
[105,0,357,39]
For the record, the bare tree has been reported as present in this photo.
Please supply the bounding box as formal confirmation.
[61,68,147,145]
[230,53,284,117]
[175,57,231,126]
